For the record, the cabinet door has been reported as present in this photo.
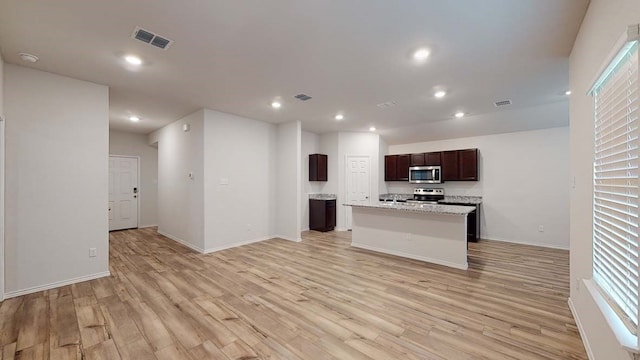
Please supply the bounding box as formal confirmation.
[326,200,336,229]
[309,154,328,181]
[384,155,397,181]
[396,155,410,181]
[441,151,459,181]
[410,153,425,166]
[458,149,478,181]
[425,152,442,166]
[317,154,328,181]
[309,200,325,230]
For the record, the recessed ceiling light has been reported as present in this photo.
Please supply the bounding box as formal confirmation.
[413,48,430,62]
[335,114,344,121]
[565,90,572,95]
[369,126,376,132]
[129,116,140,122]
[271,101,282,109]
[434,91,447,98]
[124,55,143,65]
[19,52,39,63]
[454,112,465,118]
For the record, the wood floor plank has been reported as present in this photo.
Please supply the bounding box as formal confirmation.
[0,228,588,360]
[0,299,25,347]
[84,339,121,360]
[15,298,48,352]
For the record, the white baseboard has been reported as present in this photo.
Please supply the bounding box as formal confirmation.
[351,242,468,270]
[568,297,595,360]
[138,224,158,229]
[481,236,569,250]
[157,230,205,253]
[5,271,111,299]
[274,234,302,243]
[158,230,278,254]
[203,236,274,254]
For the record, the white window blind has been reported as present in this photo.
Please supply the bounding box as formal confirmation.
[593,38,639,332]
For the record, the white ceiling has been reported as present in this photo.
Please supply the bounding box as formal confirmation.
[0,1,588,144]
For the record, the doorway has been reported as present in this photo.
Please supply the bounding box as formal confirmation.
[345,155,371,230]
[109,155,139,231]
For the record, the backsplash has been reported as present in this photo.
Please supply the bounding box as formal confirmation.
[385,181,482,197]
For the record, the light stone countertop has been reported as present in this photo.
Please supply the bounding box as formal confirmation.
[378,193,482,205]
[441,195,483,205]
[309,193,337,200]
[345,202,476,216]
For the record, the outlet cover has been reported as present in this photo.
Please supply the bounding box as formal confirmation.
[89,248,97,257]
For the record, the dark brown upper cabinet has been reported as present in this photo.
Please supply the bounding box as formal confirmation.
[458,149,478,181]
[309,154,328,181]
[396,155,410,181]
[384,155,397,181]
[385,154,410,181]
[385,149,477,182]
[442,149,478,181]
[410,153,425,166]
[425,152,442,166]
[441,151,459,181]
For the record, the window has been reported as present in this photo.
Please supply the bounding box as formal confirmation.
[592,26,639,334]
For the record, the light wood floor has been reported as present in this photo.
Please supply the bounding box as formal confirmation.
[0,228,587,359]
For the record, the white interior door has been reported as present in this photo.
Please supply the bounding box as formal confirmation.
[109,156,139,231]
[346,155,371,230]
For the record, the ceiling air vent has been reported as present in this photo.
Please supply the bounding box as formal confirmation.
[494,99,512,107]
[377,101,397,109]
[131,26,174,50]
[294,94,312,101]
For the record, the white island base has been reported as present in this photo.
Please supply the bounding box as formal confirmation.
[350,206,469,270]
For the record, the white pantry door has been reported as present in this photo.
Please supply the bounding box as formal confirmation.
[109,156,139,231]
[346,155,371,230]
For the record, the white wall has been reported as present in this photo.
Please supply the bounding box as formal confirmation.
[153,110,205,251]
[569,1,640,359]
[109,130,158,228]
[337,132,383,231]
[301,131,326,230]
[275,121,301,241]
[202,109,277,251]
[389,126,570,249]
[319,132,339,197]
[4,64,109,295]
[0,52,5,300]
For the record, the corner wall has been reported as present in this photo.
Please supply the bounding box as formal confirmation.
[275,121,301,241]
[0,52,5,300]
[109,130,158,228]
[202,109,278,251]
[153,110,205,252]
[388,126,570,249]
[4,64,109,295]
[569,0,640,358]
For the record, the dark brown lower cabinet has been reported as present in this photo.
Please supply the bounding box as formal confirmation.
[310,199,336,232]
[439,202,480,242]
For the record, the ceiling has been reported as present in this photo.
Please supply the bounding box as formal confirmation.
[0,1,588,144]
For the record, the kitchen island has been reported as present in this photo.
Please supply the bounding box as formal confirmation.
[346,202,475,270]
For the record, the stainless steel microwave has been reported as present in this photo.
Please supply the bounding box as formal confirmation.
[409,166,442,184]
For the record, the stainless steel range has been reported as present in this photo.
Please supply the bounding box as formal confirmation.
[406,188,444,204]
